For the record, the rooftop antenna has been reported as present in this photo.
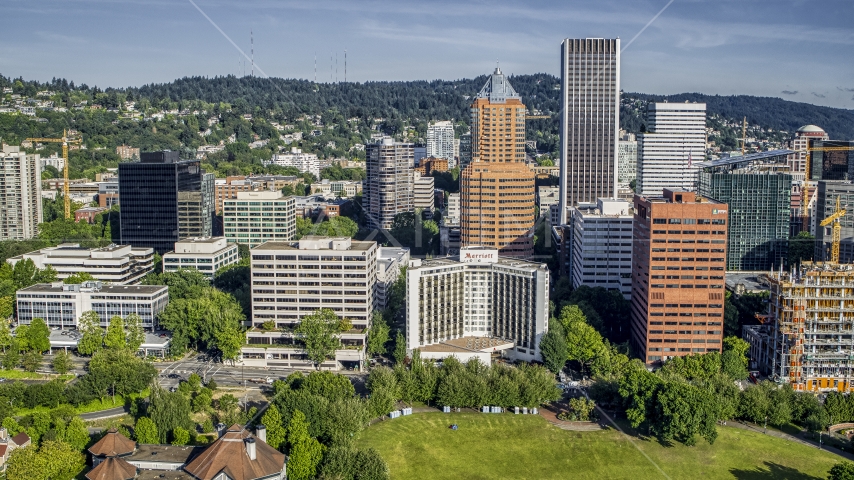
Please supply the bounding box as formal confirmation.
[330,53,333,83]
[336,52,338,83]
[345,50,347,82]
[251,29,254,77]
[314,52,317,82]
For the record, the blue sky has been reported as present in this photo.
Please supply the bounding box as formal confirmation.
[3,0,853,109]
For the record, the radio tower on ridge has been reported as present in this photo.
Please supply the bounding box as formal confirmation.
[250,30,254,77]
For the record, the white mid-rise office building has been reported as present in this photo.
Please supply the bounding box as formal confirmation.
[0,145,42,240]
[223,191,296,248]
[16,281,169,330]
[162,237,239,278]
[618,133,638,199]
[265,148,320,178]
[405,246,549,363]
[8,244,154,285]
[242,237,378,370]
[567,198,633,299]
[426,121,456,167]
[637,103,707,196]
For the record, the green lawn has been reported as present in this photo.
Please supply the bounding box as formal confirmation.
[14,388,149,416]
[0,370,74,381]
[356,412,843,480]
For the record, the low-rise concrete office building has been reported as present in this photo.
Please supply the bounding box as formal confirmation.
[162,237,239,278]
[7,243,155,285]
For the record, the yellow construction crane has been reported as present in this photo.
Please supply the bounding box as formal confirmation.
[738,117,748,155]
[801,144,854,231]
[819,196,846,263]
[25,129,81,219]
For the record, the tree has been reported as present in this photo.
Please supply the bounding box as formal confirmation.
[61,418,90,452]
[51,351,73,374]
[148,387,193,443]
[829,462,854,480]
[539,322,567,375]
[22,351,42,372]
[62,272,95,284]
[171,426,190,446]
[260,404,286,450]
[721,336,749,380]
[125,313,145,351]
[295,309,341,368]
[103,315,127,350]
[23,318,51,353]
[0,319,11,352]
[392,331,406,365]
[367,312,390,356]
[288,436,324,480]
[287,409,311,447]
[302,371,355,402]
[134,417,159,444]
[6,440,85,480]
[562,308,604,376]
[76,311,103,356]
[2,340,20,369]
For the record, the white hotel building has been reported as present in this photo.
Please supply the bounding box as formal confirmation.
[265,148,320,178]
[636,102,707,196]
[405,246,549,364]
[242,237,377,370]
[8,243,155,285]
[426,121,456,167]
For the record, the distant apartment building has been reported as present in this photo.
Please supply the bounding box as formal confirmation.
[461,68,535,257]
[243,237,378,370]
[567,198,633,299]
[618,133,638,200]
[222,191,296,248]
[631,188,728,365]
[405,246,550,364]
[293,194,352,219]
[97,180,119,208]
[309,179,362,197]
[789,125,828,183]
[40,153,64,172]
[414,157,449,176]
[16,281,168,330]
[265,148,320,178]
[215,176,262,214]
[445,193,460,226]
[8,243,155,285]
[697,150,793,271]
[413,172,435,215]
[118,151,211,253]
[815,180,854,263]
[637,103,706,196]
[0,145,42,240]
[426,121,456,167]
[74,206,109,224]
[559,38,620,221]
[115,145,140,160]
[537,187,560,220]
[365,139,414,230]
[377,247,410,309]
[162,237,239,279]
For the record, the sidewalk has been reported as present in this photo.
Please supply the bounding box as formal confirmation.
[728,421,854,462]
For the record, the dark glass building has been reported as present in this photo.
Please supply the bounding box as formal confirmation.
[697,150,793,271]
[119,151,211,253]
[809,140,854,181]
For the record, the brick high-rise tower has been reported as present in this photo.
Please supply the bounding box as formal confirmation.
[460,68,535,257]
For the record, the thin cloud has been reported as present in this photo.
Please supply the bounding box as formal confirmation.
[781,90,798,95]
[811,92,826,98]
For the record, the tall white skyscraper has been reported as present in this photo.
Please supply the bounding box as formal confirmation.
[426,121,455,167]
[0,145,42,240]
[558,38,621,225]
[636,102,707,196]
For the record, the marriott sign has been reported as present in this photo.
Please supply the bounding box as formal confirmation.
[459,247,499,264]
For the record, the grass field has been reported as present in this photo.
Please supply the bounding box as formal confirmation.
[356,412,843,480]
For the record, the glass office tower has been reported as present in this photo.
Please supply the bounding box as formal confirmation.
[119,151,209,253]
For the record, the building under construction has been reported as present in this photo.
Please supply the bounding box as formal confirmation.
[755,261,854,392]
